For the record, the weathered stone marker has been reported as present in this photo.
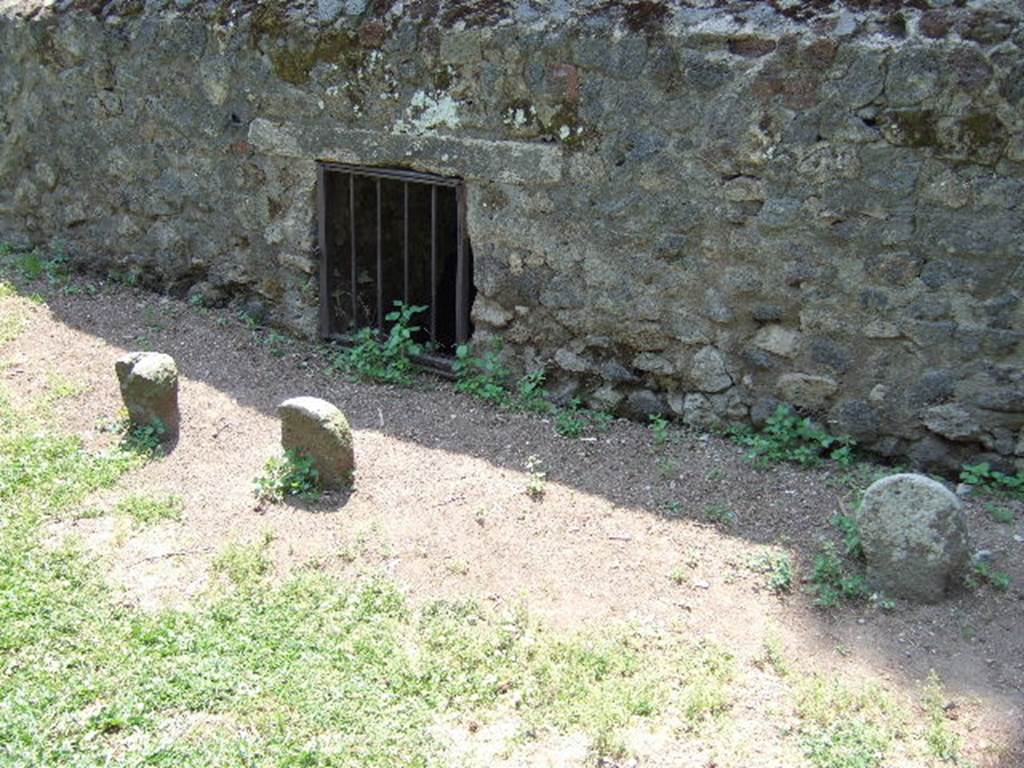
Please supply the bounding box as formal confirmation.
[115,352,179,441]
[855,473,969,603]
[278,397,354,489]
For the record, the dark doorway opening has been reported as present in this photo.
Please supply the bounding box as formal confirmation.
[317,162,474,356]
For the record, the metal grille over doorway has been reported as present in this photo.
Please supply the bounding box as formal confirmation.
[316,162,473,354]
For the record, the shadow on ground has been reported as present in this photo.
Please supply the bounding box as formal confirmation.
[11,274,1024,767]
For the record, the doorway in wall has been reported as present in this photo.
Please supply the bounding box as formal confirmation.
[317,162,474,356]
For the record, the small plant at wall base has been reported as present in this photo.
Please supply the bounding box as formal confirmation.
[649,414,670,447]
[254,449,321,503]
[334,302,426,385]
[453,342,511,405]
[515,368,554,414]
[730,405,856,468]
[959,462,1024,499]
[555,398,589,438]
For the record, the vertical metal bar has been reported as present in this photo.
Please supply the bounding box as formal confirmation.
[455,184,468,345]
[349,173,357,330]
[430,184,437,345]
[403,182,409,306]
[376,177,383,331]
[316,163,329,338]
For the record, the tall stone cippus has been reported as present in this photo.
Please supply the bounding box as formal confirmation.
[115,352,180,442]
[855,474,969,603]
[278,397,355,489]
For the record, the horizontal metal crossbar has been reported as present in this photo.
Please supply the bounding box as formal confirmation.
[317,161,462,187]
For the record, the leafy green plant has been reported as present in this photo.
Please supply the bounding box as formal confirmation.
[750,550,794,593]
[515,368,553,413]
[555,397,588,438]
[649,414,669,446]
[985,503,1015,524]
[254,449,322,503]
[589,409,615,432]
[453,342,511,404]
[703,503,736,528]
[811,543,870,608]
[334,302,426,384]
[965,560,1011,592]
[832,513,864,560]
[731,405,856,468]
[1,244,70,285]
[960,462,1024,499]
[120,419,167,457]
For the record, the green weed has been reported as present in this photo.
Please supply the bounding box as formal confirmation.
[120,418,168,458]
[832,513,864,560]
[649,414,669,446]
[114,494,184,526]
[811,543,870,608]
[730,405,856,468]
[525,454,546,499]
[959,462,1024,499]
[515,368,554,414]
[965,560,1011,592]
[922,672,965,764]
[703,502,736,528]
[454,341,511,404]
[985,503,1015,524]
[213,534,274,587]
[750,550,794,593]
[555,397,588,438]
[796,677,899,768]
[254,449,323,503]
[332,301,426,384]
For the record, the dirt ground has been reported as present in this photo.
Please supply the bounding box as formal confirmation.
[3,281,1023,767]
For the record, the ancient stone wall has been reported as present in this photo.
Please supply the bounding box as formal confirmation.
[1,1,1022,473]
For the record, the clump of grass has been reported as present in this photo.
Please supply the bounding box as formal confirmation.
[213,533,274,587]
[254,449,321,503]
[757,633,791,677]
[703,502,736,528]
[984,502,1015,524]
[649,414,669,446]
[749,549,794,593]
[675,641,735,729]
[832,512,864,560]
[114,494,184,526]
[795,677,901,768]
[922,671,964,763]
[811,542,870,608]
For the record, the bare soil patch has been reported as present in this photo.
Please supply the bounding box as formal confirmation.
[4,280,1023,766]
